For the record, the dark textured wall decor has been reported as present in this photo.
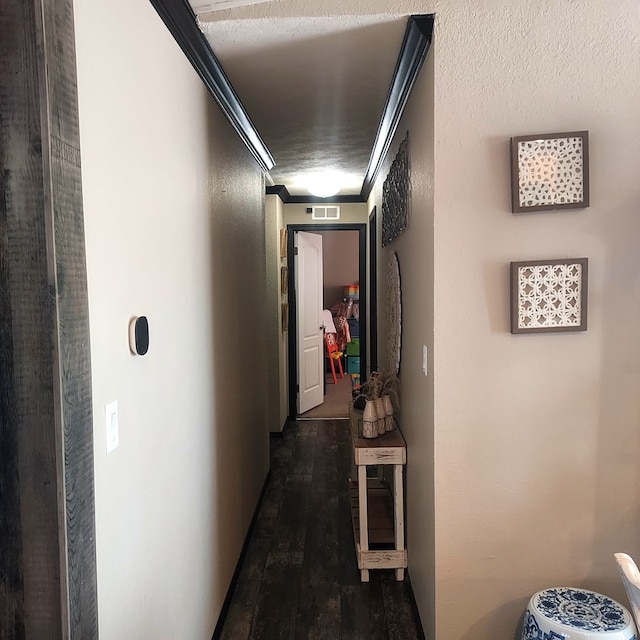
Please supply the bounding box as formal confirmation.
[382,133,410,247]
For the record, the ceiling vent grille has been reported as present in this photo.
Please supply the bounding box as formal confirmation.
[312,206,340,221]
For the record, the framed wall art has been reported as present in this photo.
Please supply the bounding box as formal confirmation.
[510,131,589,213]
[510,258,588,334]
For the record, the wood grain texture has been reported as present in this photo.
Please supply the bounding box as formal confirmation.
[0,1,97,638]
[1,2,63,637]
[41,2,98,635]
[216,419,423,639]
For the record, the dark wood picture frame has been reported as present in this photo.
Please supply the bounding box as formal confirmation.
[510,131,589,213]
[510,258,588,334]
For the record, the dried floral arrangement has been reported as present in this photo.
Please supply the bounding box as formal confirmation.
[356,371,401,411]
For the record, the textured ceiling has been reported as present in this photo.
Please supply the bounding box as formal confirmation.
[196,11,406,196]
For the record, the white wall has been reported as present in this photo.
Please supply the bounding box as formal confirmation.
[74,0,270,637]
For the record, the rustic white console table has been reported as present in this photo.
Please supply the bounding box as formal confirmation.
[349,405,407,582]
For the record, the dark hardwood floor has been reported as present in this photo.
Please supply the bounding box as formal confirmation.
[218,419,423,640]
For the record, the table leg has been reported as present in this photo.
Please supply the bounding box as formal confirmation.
[358,464,369,582]
[394,464,405,581]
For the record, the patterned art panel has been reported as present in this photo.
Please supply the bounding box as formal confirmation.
[382,133,409,247]
[511,131,589,212]
[510,258,588,333]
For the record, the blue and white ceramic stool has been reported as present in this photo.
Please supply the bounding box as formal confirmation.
[522,587,637,640]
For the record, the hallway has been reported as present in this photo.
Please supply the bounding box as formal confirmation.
[218,420,423,640]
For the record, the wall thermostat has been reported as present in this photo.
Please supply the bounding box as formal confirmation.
[129,316,149,356]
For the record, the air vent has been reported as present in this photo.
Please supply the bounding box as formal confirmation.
[311,206,340,221]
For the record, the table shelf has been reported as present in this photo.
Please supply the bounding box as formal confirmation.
[349,405,407,582]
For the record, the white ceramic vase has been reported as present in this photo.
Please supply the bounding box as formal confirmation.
[362,400,377,439]
[382,394,395,431]
[374,398,386,435]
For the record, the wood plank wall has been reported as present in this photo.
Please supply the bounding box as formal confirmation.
[0,1,98,638]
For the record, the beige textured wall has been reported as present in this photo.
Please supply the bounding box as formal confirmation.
[368,46,436,638]
[74,0,269,637]
[276,200,289,428]
[74,0,640,637]
[266,194,289,431]
[367,1,640,638]
[432,3,640,638]
[266,194,284,432]
[316,230,360,308]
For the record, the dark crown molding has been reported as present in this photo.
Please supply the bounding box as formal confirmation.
[360,14,434,201]
[149,0,275,172]
[150,4,432,199]
[266,185,364,204]
[266,184,291,201]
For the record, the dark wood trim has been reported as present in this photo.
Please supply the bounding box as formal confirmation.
[286,224,367,419]
[149,8,433,202]
[266,184,291,201]
[266,185,365,204]
[1,0,98,637]
[361,15,434,201]
[405,570,428,640]
[211,468,273,640]
[368,207,378,372]
[287,230,297,420]
[286,195,365,204]
[149,0,275,172]
[357,226,367,380]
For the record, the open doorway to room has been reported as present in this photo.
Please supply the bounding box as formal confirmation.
[286,223,367,420]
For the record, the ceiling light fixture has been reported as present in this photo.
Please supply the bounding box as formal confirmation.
[306,172,342,198]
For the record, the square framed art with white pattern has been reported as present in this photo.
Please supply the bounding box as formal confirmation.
[510,131,589,213]
[510,258,588,334]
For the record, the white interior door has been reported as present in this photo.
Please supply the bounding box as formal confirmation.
[296,231,324,414]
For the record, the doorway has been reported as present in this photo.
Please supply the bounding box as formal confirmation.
[287,223,367,420]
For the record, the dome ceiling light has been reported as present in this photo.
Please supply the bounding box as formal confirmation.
[306,172,342,198]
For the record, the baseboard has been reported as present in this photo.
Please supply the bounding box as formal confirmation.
[211,468,272,640]
[405,570,427,640]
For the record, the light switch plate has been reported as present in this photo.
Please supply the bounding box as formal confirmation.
[422,345,428,376]
[105,400,119,454]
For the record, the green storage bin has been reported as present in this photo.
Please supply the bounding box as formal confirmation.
[346,338,360,356]
[347,356,360,374]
